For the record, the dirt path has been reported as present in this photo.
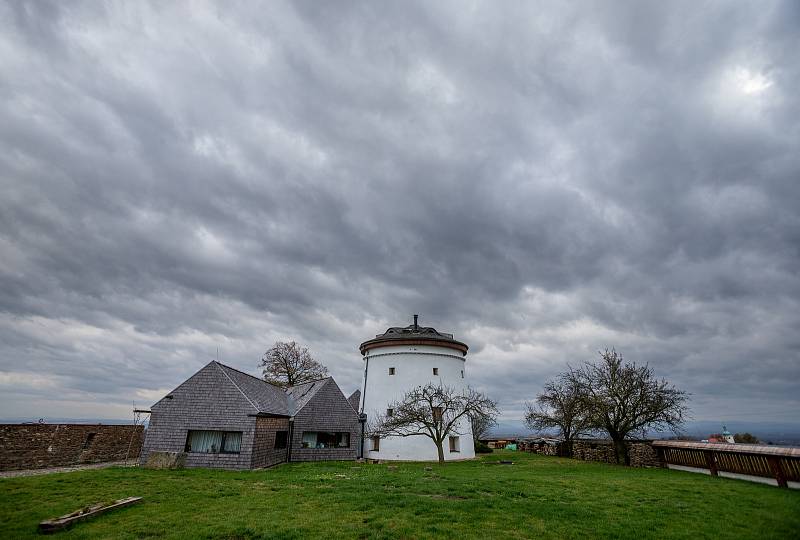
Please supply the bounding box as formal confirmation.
[0,460,135,479]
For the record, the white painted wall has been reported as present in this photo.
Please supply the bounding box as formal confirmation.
[360,343,476,461]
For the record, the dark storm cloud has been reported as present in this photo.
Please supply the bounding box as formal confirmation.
[1,1,798,423]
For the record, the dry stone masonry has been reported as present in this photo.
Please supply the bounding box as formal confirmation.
[0,423,143,471]
[521,438,665,468]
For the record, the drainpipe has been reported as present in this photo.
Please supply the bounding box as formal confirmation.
[359,354,369,459]
[358,414,367,459]
[287,419,294,463]
[361,355,369,413]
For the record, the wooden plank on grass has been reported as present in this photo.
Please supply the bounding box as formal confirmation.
[38,497,142,534]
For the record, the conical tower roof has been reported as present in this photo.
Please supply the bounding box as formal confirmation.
[359,315,468,356]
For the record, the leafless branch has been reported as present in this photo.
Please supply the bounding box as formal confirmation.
[369,383,498,463]
[260,341,328,388]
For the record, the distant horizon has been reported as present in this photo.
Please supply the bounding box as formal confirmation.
[4,416,799,431]
[5,415,800,447]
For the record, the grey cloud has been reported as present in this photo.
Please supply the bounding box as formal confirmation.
[1,1,798,425]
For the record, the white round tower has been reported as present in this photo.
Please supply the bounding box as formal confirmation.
[359,315,475,461]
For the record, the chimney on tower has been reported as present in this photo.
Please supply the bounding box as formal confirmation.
[413,314,419,330]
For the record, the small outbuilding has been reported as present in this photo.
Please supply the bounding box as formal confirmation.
[140,361,359,470]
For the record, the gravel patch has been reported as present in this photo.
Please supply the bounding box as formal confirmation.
[0,460,135,479]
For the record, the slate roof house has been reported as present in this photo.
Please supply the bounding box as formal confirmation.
[140,361,359,470]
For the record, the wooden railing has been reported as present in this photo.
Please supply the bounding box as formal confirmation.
[652,440,800,488]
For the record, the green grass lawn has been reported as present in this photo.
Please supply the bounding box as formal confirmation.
[1,451,798,539]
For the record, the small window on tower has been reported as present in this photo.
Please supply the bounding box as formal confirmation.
[389,367,395,375]
[449,436,460,452]
[387,408,393,417]
[432,368,439,375]
[432,407,443,423]
[461,370,464,378]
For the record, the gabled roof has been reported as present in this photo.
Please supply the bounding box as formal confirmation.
[285,377,331,416]
[347,389,361,412]
[154,361,354,419]
[213,362,290,416]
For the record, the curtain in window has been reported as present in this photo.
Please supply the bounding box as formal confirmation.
[187,431,223,453]
[223,431,242,453]
[336,432,350,447]
[302,432,317,448]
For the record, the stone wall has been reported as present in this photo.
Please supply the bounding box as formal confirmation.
[627,441,663,467]
[0,423,144,471]
[524,438,665,468]
[520,440,562,456]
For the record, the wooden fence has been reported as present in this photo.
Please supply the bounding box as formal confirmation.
[652,440,800,488]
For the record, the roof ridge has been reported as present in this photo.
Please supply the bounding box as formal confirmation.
[213,362,259,413]
[213,361,284,390]
[286,376,331,389]
[287,377,334,414]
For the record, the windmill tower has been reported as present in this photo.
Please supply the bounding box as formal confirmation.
[359,315,474,461]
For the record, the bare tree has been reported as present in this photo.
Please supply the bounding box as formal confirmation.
[260,341,328,388]
[370,383,498,464]
[524,376,592,456]
[567,349,689,465]
[469,408,498,442]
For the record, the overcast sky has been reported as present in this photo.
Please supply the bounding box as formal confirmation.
[1,1,798,426]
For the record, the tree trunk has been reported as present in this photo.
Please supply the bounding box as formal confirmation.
[612,437,629,465]
[436,440,445,464]
[562,438,573,458]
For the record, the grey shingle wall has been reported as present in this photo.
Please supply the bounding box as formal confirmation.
[290,379,359,462]
[251,416,289,468]
[140,363,261,470]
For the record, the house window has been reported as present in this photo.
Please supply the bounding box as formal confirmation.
[185,430,242,454]
[274,431,288,449]
[301,431,350,448]
[449,436,460,453]
[389,367,395,375]
[433,368,439,375]
[387,408,393,417]
[82,433,96,449]
[371,436,380,452]
[432,407,443,423]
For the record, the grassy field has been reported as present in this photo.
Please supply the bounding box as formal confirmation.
[1,451,798,539]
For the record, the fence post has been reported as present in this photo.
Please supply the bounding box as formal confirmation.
[767,456,788,488]
[704,450,718,477]
[654,446,665,467]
